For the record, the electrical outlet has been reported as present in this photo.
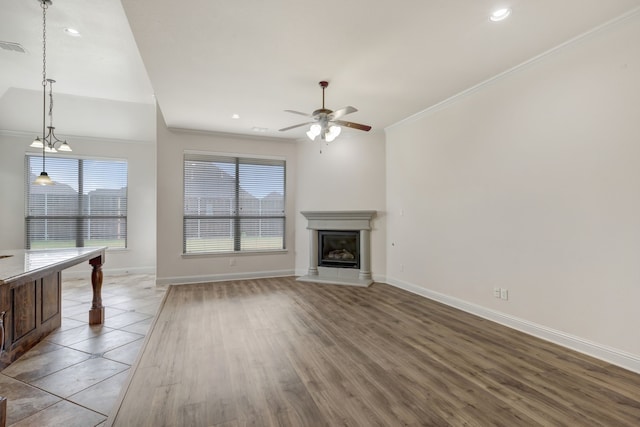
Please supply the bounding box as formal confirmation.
[493,287,501,298]
[500,288,509,300]
[229,258,236,266]
[400,264,404,272]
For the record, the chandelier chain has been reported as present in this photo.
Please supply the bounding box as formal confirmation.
[41,1,47,87]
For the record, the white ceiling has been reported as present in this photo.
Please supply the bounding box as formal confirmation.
[2,0,640,141]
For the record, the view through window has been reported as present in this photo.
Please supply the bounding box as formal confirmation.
[25,154,128,249]
[183,153,286,254]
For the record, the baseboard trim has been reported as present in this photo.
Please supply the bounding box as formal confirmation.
[156,269,295,286]
[385,277,640,375]
[62,266,155,280]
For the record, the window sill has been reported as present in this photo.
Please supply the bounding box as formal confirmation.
[181,249,288,259]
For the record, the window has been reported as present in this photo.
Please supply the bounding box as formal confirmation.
[25,154,128,249]
[183,153,286,254]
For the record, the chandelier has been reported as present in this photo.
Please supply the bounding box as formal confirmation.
[32,0,71,186]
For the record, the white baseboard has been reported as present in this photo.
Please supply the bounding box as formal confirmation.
[385,276,640,375]
[62,266,156,280]
[156,269,295,286]
[295,269,388,285]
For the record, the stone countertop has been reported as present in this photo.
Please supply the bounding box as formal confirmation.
[0,247,106,286]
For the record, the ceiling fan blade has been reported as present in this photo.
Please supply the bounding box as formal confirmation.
[279,122,313,132]
[330,106,357,120]
[284,110,311,117]
[334,120,372,132]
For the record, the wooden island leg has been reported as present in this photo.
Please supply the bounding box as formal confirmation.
[88,255,104,325]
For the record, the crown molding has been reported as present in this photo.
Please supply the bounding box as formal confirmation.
[386,6,640,131]
[167,126,297,144]
[0,129,154,145]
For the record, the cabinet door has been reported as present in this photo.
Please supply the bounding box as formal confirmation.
[12,281,37,342]
[41,272,61,323]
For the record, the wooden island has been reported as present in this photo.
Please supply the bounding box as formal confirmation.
[0,247,106,367]
[0,247,106,426]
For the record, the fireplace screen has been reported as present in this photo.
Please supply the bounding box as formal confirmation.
[318,230,360,269]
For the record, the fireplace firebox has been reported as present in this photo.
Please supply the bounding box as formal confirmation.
[318,230,360,269]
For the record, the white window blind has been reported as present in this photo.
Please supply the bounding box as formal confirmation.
[25,154,128,249]
[184,153,285,254]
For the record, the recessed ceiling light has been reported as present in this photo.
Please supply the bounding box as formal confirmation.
[232,114,240,119]
[252,127,268,132]
[64,27,81,36]
[490,8,511,22]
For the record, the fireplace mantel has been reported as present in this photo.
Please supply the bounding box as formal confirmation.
[298,210,376,287]
[301,210,376,231]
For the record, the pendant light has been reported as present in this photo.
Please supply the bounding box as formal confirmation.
[32,0,72,186]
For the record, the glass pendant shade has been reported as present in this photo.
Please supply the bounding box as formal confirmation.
[31,137,44,148]
[57,141,72,152]
[34,171,54,186]
[307,124,321,141]
[325,125,342,142]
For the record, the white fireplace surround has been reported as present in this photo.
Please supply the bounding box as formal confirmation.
[297,210,376,287]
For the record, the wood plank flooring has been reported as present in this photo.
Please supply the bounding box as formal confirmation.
[108,277,640,426]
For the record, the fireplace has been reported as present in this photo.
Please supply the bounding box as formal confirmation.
[298,210,376,287]
[318,230,360,269]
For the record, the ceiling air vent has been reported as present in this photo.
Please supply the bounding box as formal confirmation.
[0,41,27,53]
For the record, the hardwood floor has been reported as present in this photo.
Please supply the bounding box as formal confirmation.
[109,277,640,426]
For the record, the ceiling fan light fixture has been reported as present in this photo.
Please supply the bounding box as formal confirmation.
[325,125,341,142]
[490,8,512,21]
[307,124,321,141]
[281,81,371,142]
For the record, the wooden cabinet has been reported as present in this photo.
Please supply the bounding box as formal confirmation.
[0,247,106,422]
[0,272,61,369]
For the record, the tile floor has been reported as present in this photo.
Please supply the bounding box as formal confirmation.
[0,274,166,427]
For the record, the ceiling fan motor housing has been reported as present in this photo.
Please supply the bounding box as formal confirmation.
[312,108,332,117]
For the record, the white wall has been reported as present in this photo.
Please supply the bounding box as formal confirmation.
[0,131,157,275]
[294,132,387,281]
[0,90,156,143]
[155,109,297,285]
[385,14,640,369]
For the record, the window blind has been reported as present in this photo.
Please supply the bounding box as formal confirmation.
[183,153,285,254]
[25,154,128,249]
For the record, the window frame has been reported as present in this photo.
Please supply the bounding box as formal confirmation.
[24,153,129,250]
[183,151,287,255]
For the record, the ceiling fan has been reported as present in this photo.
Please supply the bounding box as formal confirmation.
[279,81,372,142]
